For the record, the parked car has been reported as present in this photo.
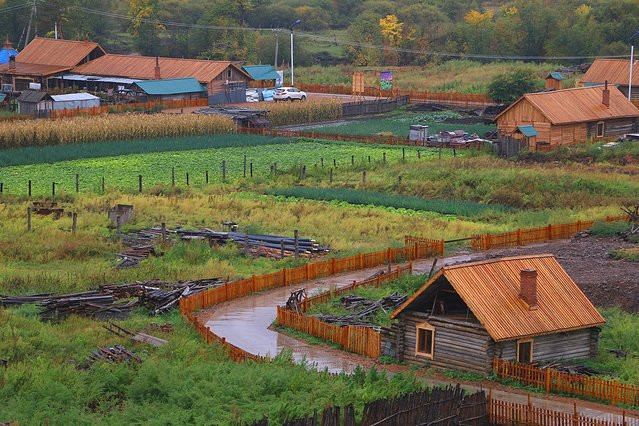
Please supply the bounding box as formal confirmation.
[273,87,307,102]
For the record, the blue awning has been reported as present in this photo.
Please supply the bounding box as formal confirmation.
[517,125,538,137]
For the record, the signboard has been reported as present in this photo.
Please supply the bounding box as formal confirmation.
[352,72,364,95]
[275,71,284,88]
[380,71,392,91]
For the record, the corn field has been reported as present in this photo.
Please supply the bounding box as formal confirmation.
[265,100,342,126]
[0,113,235,148]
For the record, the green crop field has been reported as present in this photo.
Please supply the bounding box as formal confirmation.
[0,136,452,196]
[304,111,496,138]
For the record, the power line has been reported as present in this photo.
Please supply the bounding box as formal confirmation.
[0,2,32,13]
[60,2,627,61]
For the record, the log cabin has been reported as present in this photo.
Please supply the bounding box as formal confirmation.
[390,255,605,374]
[495,84,639,151]
[580,58,639,100]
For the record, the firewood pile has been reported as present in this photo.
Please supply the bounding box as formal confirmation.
[1,278,224,320]
[80,345,142,369]
[540,361,604,376]
[315,293,407,327]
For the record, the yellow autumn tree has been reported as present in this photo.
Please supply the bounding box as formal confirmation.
[464,9,494,25]
[379,14,404,46]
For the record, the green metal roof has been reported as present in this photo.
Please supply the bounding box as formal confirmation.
[242,65,279,81]
[517,125,538,137]
[0,94,6,102]
[547,72,565,81]
[133,78,206,95]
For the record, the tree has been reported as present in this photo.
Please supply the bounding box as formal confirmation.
[128,0,164,55]
[487,68,542,105]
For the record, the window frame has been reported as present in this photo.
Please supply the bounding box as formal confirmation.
[516,339,534,364]
[415,322,435,359]
[596,121,605,138]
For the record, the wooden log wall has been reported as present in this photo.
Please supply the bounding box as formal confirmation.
[494,328,594,363]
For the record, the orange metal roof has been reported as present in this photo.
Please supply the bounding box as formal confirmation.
[0,62,70,76]
[16,37,105,67]
[391,255,605,342]
[72,54,251,83]
[496,86,639,125]
[581,59,639,86]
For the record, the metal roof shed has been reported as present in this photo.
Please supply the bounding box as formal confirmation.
[133,78,206,95]
[51,93,100,110]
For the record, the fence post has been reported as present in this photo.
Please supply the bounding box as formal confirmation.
[359,253,363,269]
[545,367,551,394]
[572,403,579,426]
[171,167,175,186]
[222,160,226,182]
[329,168,333,184]
[294,229,299,259]
[28,180,32,197]
[362,170,366,187]
[186,172,189,186]
[27,207,32,232]
[72,212,77,235]
[75,174,79,193]
[101,176,105,193]
[138,175,142,193]
[243,154,247,178]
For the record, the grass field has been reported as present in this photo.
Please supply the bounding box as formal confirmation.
[296,60,569,94]
[304,111,495,138]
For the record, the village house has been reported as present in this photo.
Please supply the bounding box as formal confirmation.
[390,255,605,374]
[69,54,251,101]
[0,37,106,91]
[131,78,207,102]
[495,84,639,151]
[242,65,280,88]
[580,58,639,100]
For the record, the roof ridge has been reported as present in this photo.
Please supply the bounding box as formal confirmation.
[524,85,604,96]
[99,53,233,64]
[443,253,556,270]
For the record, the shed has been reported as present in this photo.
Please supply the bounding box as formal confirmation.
[17,90,53,115]
[243,65,280,88]
[132,78,207,102]
[51,93,100,110]
[390,255,605,373]
[495,85,639,151]
[581,59,639,100]
[545,72,564,90]
[0,37,106,91]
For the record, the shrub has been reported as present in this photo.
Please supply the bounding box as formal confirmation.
[590,221,629,237]
[487,68,543,105]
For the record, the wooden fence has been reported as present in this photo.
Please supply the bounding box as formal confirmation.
[236,127,484,149]
[179,240,444,362]
[494,358,639,408]
[49,98,208,119]
[297,83,493,108]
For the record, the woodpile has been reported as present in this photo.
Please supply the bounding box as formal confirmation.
[315,293,407,327]
[40,296,137,321]
[80,345,142,369]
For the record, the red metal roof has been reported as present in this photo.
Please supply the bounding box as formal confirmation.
[0,62,70,77]
[72,54,251,83]
[16,37,105,67]
[391,255,605,342]
[581,59,639,86]
[496,86,639,125]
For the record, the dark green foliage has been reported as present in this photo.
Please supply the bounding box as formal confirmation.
[590,221,630,237]
[487,68,543,105]
[266,187,510,217]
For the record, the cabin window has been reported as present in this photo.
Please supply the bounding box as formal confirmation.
[227,68,232,79]
[415,323,435,358]
[596,121,605,138]
[516,339,533,364]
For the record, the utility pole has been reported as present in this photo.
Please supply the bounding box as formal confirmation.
[629,31,639,100]
[289,19,301,86]
[23,0,36,49]
[274,29,279,68]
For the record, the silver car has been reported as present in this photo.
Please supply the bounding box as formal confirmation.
[273,87,307,102]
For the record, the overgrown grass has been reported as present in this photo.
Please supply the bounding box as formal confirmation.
[518,141,639,165]
[0,306,425,424]
[590,221,630,237]
[609,247,639,262]
[266,187,510,218]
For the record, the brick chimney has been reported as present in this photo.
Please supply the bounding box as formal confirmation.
[8,54,15,70]
[520,269,538,309]
[154,56,161,80]
[602,80,610,107]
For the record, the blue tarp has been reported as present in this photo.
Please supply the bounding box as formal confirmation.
[0,47,19,65]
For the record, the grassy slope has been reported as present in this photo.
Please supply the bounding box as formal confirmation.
[296,60,569,93]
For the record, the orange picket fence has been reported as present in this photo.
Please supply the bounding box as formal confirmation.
[494,358,639,408]
[276,306,382,359]
[237,127,483,149]
[488,395,638,426]
[49,98,208,119]
[297,83,493,108]
[179,240,443,363]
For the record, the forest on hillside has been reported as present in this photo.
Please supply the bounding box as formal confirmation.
[1,0,637,66]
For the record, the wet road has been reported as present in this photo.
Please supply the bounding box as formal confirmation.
[202,254,477,373]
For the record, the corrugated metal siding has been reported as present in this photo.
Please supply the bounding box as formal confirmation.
[16,37,105,67]
[134,78,206,95]
[393,255,605,342]
[73,55,251,84]
[581,59,639,86]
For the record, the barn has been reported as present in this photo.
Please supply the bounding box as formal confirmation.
[390,255,605,374]
[495,84,639,151]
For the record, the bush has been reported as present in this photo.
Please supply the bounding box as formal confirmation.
[487,68,543,105]
[590,221,629,237]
